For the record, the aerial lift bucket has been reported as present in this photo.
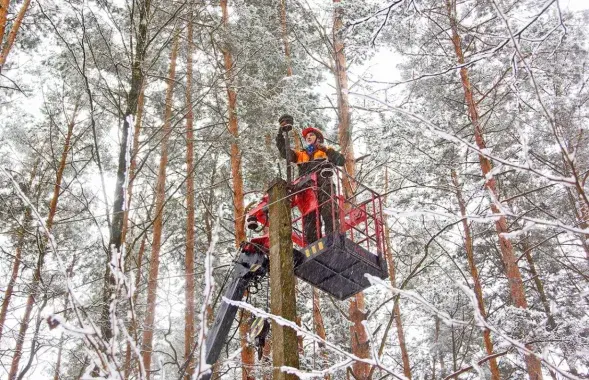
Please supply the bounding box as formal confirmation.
[289,165,389,300]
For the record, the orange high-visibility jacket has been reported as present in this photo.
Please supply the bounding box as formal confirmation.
[276,130,345,175]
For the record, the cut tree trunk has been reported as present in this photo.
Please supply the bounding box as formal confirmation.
[140,32,179,377]
[445,1,543,378]
[451,169,500,380]
[268,179,300,380]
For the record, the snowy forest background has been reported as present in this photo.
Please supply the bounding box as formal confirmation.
[0,0,588,378]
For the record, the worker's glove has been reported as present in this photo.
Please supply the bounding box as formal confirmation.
[316,144,327,152]
[278,114,293,132]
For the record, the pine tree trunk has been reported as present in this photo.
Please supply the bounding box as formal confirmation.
[521,239,556,330]
[445,1,542,378]
[383,168,412,379]
[8,263,40,380]
[220,1,246,249]
[219,1,253,377]
[0,0,32,70]
[333,0,353,174]
[9,107,77,380]
[280,0,293,76]
[332,1,370,377]
[183,16,196,380]
[519,244,559,379]
[568,190,589,260]
[296,315,304,355]
[578,201,589,259]
[104,0,152,342]
[451,169,500,380]
[0,210,30,339]
[0,0,9,43]
[312,289,330,380]
[140,33,179,377]
[278,0,301,150]
[384,238,412,380]
[0,158,39,341]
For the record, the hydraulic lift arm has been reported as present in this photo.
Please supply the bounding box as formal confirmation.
[201,244,269,380]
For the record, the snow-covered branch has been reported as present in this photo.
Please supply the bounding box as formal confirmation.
[222,298,408,380]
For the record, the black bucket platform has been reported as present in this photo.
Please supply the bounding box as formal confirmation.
[293,233,388,300]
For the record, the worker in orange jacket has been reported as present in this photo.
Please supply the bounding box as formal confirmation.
[276,114,345,244]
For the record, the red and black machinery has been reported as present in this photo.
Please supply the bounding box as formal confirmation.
[203,161,388,378]
[245,163,388,299]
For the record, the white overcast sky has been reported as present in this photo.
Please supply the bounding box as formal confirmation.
[567,0,589,11]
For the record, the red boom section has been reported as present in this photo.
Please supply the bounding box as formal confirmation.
[245,163,385,260]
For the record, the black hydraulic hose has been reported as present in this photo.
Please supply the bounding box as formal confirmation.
[281,124,293,183]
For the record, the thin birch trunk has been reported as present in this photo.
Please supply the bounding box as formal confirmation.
[434,316,445,378]
[124,234,147,379]
[53,254,76,380]
[9,106,77,379]
[121,85,146,246]
[140,33,179,377]
[445,1,543,378]
[121,80,146,380]
[184,15,196,379]
[451,169,500,380]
